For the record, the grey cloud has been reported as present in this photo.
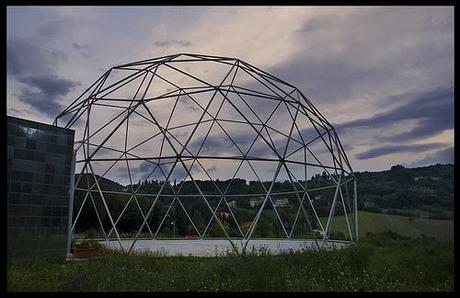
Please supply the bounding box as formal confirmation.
[384,117,452,143]
[7,107,26,116]
[189,134,240,155]
[188,130,283,158]
[72,42,91,59]
[36,18,76,39]
[72,42,90,50]
[408,147,454,168]
[154,40,193,48]
[189,129,303,158]
[7,37,65,76]
[130,160,206,182]
[130,160,157,175]
[7,37,79,117]
[250,141,279,157]
[337,87,452,129]
[296,15,326,33]
[355,142,446,160]
[240,7,453,166]
[121,160,170,181]
[15,75,79,118]
[335,87,453,142]
[20,75,79,97]
[233,8,449,154]
[17,89,64,116]
[266,7,453,106]
[7,7,454,175]
[307,140,355,156]
[300,127,320,143]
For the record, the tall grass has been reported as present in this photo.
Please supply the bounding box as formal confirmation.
[7,231,453,292]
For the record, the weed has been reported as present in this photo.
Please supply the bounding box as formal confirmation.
[7,232,453,292]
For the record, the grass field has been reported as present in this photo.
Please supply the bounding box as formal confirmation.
[7,232,453,292]
[321,211,454,242]
[7,211,454,292]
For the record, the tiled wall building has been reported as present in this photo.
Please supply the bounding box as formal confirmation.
[7,116,75,261]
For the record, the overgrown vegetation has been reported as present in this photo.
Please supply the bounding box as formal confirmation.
[73,164,454,239]
[72,239,104,250]
[323,211,453,242]
[7,231,453,292]
[357,164,453,219]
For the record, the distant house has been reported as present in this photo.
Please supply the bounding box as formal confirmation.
[273,197,290,208]
[219,212,230,219]
[227,200,237,208]
[250,196,265,208]
[409,185,434,193]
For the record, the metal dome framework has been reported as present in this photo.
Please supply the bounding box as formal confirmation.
[55,53,358,255]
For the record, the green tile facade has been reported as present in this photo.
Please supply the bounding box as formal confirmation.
[7,116,75,262]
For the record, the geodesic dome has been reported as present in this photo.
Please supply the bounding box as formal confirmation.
[55,53,358,255]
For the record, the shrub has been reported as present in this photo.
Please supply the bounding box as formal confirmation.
[85,228,98,239]
[329,230,346,240]
[72,239,103,250]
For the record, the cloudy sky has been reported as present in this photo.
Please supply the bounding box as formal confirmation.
[7,6,454,183]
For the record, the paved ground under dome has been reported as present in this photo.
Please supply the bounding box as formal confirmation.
[100,239,352,256]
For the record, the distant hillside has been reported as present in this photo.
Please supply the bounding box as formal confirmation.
[73,163,454,221]
[356,164,453,219]
[322,211,453,242]
[75,173,125,192]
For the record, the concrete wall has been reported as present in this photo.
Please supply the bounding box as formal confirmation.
[7,116,74,261]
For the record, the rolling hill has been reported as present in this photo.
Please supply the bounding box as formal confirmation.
[322,211,453,242]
